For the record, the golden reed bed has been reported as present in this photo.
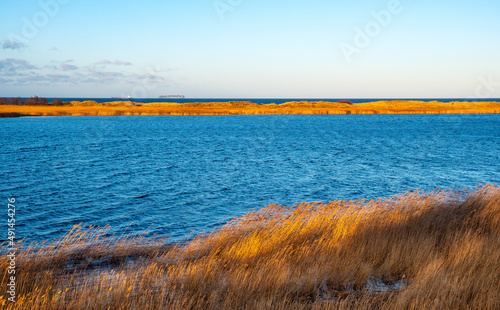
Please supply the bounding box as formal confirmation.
[1,100,499,117]
[1,185,499,309]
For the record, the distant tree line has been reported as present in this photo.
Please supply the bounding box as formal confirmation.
[0,96,68,106]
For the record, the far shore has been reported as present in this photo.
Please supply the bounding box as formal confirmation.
[1,100,499,117]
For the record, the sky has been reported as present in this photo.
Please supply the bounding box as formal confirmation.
[0,0,499,98]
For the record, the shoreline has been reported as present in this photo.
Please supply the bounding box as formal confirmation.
[1,100,500,117]
[1,185,498,309]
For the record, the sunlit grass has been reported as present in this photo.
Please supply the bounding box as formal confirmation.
[1,100,499,117]
[1,185,499,309]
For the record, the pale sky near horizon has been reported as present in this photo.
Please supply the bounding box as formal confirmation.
[0,0,499,98]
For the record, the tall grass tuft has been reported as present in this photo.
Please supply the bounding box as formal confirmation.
[1,185,499,309]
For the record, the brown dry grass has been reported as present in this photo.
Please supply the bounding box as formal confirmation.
[1,100,499,117]
[1,185,499,309]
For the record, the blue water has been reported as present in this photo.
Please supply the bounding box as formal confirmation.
[1,114,499,243]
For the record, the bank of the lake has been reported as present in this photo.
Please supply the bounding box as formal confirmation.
[1,100,500,117]
[1,185,498,309]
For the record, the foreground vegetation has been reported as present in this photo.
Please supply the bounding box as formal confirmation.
[1,185,499,309]
[1,100,499,117]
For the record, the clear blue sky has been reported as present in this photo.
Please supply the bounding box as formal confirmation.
[1,0,499,98]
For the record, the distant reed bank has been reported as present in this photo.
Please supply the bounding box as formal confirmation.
[1,100,499,117]
[1,185,498,309]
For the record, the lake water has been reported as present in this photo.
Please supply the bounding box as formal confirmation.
[1,114,499,243]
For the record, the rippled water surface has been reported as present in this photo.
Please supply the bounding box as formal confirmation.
[1,114,499,242]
